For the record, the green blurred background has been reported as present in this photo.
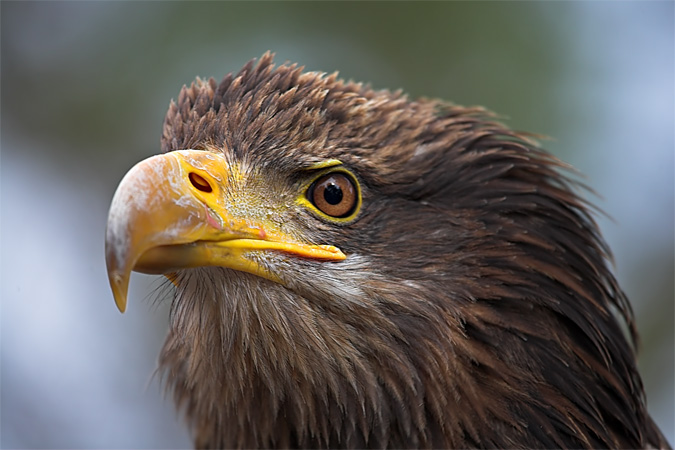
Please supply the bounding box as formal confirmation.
[1,1,672,448]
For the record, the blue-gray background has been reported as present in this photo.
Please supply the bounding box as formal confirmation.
[1,2,672,448]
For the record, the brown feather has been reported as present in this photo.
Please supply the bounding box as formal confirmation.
[156,52,669,448]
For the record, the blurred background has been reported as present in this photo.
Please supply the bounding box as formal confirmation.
[1,2,672,448]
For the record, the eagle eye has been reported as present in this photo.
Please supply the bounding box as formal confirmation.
[308,173,357,218]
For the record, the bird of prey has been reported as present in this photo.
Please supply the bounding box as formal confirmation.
[105,52,670,449]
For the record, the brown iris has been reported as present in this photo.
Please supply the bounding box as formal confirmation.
[308,173,357,218]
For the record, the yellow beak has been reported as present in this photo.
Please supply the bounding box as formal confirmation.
[105,150,345,313]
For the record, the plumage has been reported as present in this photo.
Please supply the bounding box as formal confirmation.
[105,52,670,448]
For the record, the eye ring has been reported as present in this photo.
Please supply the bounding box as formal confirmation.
[307,172,358,218]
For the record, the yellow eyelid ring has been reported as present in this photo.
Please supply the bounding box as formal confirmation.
[297,164,363,223]
[305,159,344,171]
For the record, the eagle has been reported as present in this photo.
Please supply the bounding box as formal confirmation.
[105,52,669,449]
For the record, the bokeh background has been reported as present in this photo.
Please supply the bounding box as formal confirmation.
[1,1,673,448]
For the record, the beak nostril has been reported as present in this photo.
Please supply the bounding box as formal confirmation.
[189,172,213,193]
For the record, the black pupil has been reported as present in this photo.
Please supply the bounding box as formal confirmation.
[323,182,343,205]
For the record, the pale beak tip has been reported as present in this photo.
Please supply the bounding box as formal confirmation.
[114,294,127,314]
[109,271,129,313]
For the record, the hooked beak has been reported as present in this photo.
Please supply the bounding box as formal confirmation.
[105,150,345,313]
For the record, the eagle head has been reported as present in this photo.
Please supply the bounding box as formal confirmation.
[105,52,669,449]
